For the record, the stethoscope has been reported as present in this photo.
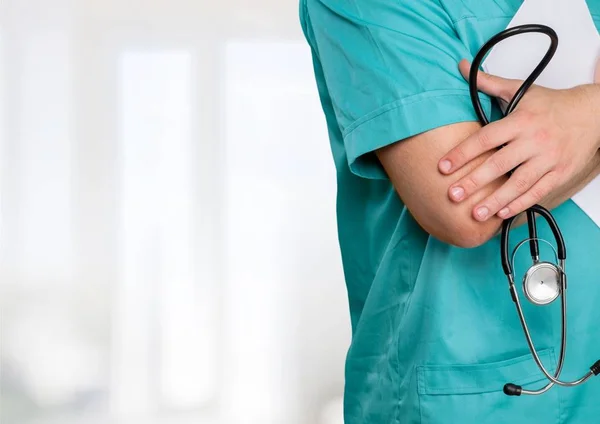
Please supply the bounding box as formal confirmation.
[469,24,600,397]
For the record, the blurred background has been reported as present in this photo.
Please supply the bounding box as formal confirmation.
[0,0,351,423]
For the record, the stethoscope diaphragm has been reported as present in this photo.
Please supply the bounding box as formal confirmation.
[511,237,562,306]
[522,262,561,305]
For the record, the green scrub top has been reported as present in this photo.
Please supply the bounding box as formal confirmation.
[299,1,600,423]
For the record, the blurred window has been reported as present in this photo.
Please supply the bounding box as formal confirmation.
[115,49,217,413]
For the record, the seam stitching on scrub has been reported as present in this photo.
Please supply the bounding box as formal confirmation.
[314,0,465,69]
[452,15,513,25]
[421,371,548,395]
[343,91,473,137]
[490,0,510,16]
[434,0,471,54]
[434,0,461,33]
[417,349,554,394]
[346,0,390,77]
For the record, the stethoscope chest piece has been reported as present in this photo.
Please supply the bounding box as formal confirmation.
[523,262,562,306]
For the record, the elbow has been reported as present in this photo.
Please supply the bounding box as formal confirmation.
[446,228,495,249]
[428,218,501,249]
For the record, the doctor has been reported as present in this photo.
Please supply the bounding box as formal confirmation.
[300,0,600,423]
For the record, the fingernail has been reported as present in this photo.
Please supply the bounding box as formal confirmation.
[498,208,510,218]
[439,160,452,173]
[476,206,489,220]
[450,186,464,201]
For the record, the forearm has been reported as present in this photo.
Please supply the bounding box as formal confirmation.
[532,84,600,211]
[541,84,600,207]
[509,150,600,229]
[512,150,600,227]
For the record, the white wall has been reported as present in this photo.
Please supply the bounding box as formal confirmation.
[0,1,351,424]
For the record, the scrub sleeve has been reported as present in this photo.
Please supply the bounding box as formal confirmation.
[300,0,492,180]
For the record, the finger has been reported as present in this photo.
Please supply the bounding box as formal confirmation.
[496,171,561,220]
[447,139,535,203]
[459,59,522,102]
[470,158,553,221]
[439,115,520,175]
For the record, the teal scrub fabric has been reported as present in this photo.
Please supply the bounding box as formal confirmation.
[299,0,600,423]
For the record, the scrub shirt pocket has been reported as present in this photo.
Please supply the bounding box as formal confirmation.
[417,349,560,424]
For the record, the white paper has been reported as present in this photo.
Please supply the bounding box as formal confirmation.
[482,0,600,228]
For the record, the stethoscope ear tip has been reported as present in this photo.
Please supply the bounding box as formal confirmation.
[503,383,522,396]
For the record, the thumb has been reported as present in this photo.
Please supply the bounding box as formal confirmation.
[459,59,521,102]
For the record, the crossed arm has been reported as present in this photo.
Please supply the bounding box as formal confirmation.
[377,121,600,248]
[376,62,600,248]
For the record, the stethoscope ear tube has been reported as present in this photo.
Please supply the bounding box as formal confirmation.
[467,24,565,276]
[526,209,539,260]
[469,24,559,125]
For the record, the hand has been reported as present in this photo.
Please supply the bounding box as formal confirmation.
[438,59,600,222]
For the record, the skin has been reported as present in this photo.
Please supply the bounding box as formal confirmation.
[440,59,600,222]
[376,61,600,248]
